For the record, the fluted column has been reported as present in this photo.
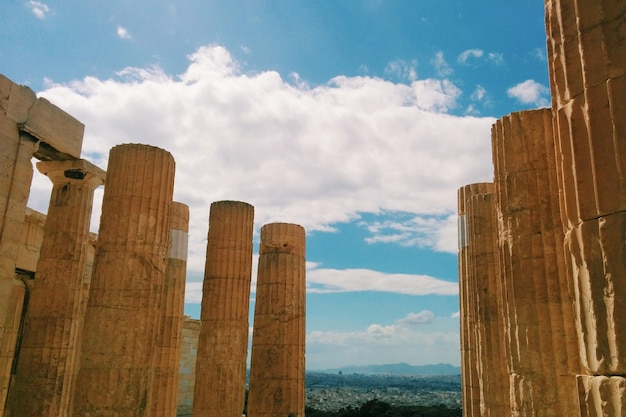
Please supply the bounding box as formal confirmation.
[5,159,105,417]
[193,201,254,417]
[248,223,306,417]
[0,131,39,415]
[545,1,626,415]
[150,202,189,417]
[72,144,175,417]
[458,183,508,417]
[492,109,580,416]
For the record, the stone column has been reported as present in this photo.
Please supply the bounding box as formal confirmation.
[149,202,189,417]
[458,183,508,417]
[72,144,175,417]
[492,109,580,416]
[193,201,254,417]
[248,223,306,417]
[545,1,626,414]
[5,159,105,417]
[178,316,201,417]
[0,130,39,414]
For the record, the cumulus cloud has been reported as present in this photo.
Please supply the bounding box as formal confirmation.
[116,25,132,40]
[27,1,50,19]
[432,51,453,77]
[307,312,460,368]
[507,79,550,107]
[33,44,495,294]
[487,52,504,66]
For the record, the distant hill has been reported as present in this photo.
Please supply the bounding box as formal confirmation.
[319,362,461,376]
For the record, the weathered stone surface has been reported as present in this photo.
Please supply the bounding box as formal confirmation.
[177,316,200,417]
[72,144,175,417]
[492,109,580,416]
[0,127,39,415]
[193,201,254,417]
[458,183,509,417]
[15,208,46,272]
[248,223,306,417]
[150,202,189,417]
[0,74,83,159]
[565,212,626,374]
[546,0,626,390]
[5,159,105,417]
[577,375,626,417]
[546,0,626,223]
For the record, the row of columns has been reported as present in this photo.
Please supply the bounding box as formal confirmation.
[459,1,626,416]
[0,124,306,416]
[193,201,306,417]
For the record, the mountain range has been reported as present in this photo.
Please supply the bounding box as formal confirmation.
[319,362,461,376]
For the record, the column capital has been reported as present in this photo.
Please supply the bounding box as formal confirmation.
[36,159,106,188]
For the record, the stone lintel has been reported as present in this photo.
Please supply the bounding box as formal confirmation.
[1,74,84,160]
[23,98,84,159]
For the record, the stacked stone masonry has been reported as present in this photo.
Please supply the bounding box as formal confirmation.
[0,71,311,417]
[193,200,255,417]
[459,1,626,416]
[458,183,509,417]
[492,109,580,416]
[248,223,307,417]
[150,202,190,417]
[72,144,176,417]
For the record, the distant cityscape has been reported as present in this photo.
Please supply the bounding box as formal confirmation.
[303,363,462,411]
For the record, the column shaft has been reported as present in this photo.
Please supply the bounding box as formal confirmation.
[248,223,306,417]
[492,109,580,416]
[545,0,626,379]
[0,129,38,415]
[458,183,508,417]
[193,201,254,417]
[72,144,175,417]
[5,159,105,417]
[149,202,189,417]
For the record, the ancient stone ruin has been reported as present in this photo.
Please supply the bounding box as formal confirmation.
[458,1,626,416]
[0,72,306,415]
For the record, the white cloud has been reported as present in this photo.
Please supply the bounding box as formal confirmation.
[306,267,458,296]
[432,51,453,77]
[507,79,550,107]
[487,52,504,66]
[35,44,495,293]
[360,213,459,254]
[116,25,132,40]
[451,311,460,318]
[307,313,460,368]
[457,49,484,64]
[384,59,418,82]
[458,49,504,66]
[27,1,50,19]
[396,310,435,325]
[471,85,487,102]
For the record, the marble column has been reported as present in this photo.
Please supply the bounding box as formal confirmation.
[248,223,306,417]
[5,159,105,417]
[193,201,254,417]
[458,183,508,417]
[545,1,626,414]
[492,109,580,416]
[72,144,175,417]
[0,131,39,415]
[149,202,189,417]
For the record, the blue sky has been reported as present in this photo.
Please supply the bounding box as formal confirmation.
[2,1,550,369]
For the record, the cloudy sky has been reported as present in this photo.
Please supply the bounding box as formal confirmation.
[1,0,550,369]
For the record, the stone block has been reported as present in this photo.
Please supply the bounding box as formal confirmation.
[0,74,36,123]
[22,98,83,159]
